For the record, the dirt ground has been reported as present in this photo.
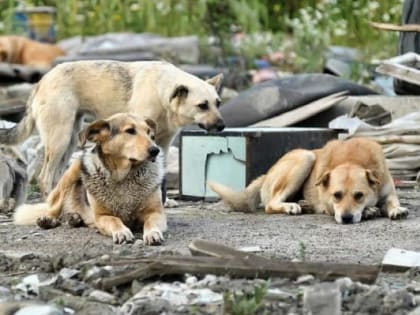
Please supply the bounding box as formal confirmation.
[1,188,420,314]
[1,188,419,265]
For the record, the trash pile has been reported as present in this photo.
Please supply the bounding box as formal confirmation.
[1,240,420,315]
[330,110,420,185]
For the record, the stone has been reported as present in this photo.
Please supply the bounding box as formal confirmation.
[266,288,295,301]
[15,304,63,315]
[88,289,117,304]
[409,306,420,315]
[383,289,415,314]
[198,274,218,286]
[56,278,90,296]
[335,277,353,289]
[350,285,385,314]
[122,281,223,314]
[185,275,198,286]
[58,268,80,280]
[14,274,40,296]
[119,297,171,315]
[50,295,115,314]
[84,266,111,282]
[296,274,315,284]
[303,282,341,315]
[0,286,12,302]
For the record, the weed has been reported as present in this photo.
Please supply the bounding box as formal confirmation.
[299,241,306,261]
[224,281,269,315]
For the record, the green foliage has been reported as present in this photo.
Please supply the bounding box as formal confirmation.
[299,241,307,261]
[0,0,267,39]
[285,0,402,72]
[224,282,268,315]
[0,0,406,75]
[27,183,40,198]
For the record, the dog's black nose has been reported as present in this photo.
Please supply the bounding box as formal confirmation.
[215,118,225,131]
[341,214,354,224]
[148,146,160,157]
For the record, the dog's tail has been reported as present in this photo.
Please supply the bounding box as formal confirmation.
[13,203,48,225]
[208,175,266,212]
[0,84,37,145]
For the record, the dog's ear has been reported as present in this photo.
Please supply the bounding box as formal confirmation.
[78,120,111,147]
[145,118,157,133]
[366,169,380,187]
[315,171,330,188]
[206,73,224,94]
[170,85,189,101]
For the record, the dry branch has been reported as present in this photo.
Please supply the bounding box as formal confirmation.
[98,240,380,290]
[370,22,420,32]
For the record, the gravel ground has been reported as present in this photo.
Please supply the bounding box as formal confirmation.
[1,189,419,264]
[0,188,420,314]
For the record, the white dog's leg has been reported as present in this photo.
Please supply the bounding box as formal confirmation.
[38,107,77,195]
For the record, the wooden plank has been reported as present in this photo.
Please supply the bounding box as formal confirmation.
[370,21,420,32]
[0,98,26,116]
[98,240,380,289]
[250,91,348,127]
[373,135,420,144]
[376,63,420,86]
[98,255,380,290]
[382,248,420,272]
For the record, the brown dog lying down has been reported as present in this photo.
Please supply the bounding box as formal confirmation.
[0,35,64,67]
[209,138,408,224]
[14,113,166,245]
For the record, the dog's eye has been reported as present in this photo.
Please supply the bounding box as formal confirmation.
[125,128,136,135]
[147,128,155,140]
[354,192,364,201]
[333,191,343,201]
[198,102,209,110]
[216,99,221,108]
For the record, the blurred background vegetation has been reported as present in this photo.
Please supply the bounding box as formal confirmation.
[0,0,403,75]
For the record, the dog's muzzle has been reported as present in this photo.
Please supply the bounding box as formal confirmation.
[341,214,354,224]
[148,146,160,162]
[199,118,225,132]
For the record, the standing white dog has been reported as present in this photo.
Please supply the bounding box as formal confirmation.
[0,60,225,195]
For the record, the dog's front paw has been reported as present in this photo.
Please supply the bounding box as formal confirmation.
[143,229,164,246]
[0,198,16,213]
[388,206,409,220]
[37,216,61,229]
[67,213,84,227]
[164,198,178,208]
[112,226,134,244]
[362,206,381,220]
[284,203,302,215]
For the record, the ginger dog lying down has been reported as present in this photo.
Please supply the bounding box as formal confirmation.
[209,138,408,224]
[0,35,65,67]
[14,113,166,245]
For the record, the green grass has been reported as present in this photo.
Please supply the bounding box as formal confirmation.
[0,0,404,74]
[224,282,269,315]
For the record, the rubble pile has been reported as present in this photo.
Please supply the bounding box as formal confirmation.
[1,250,420,315]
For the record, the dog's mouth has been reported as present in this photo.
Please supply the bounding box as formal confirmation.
[129,158,144,165]
[334,211,362,224]
[198,119,225,132]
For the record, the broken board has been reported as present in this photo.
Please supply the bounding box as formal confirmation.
[179,128,338,200]
[382,248,420,271]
